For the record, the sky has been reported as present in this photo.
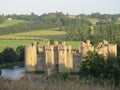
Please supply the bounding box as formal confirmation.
[0,0,120,15]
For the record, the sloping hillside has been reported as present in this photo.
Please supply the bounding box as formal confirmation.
[0,28,66,40]
[0,19,27,27]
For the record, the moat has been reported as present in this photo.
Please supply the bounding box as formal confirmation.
[0,66,25,80]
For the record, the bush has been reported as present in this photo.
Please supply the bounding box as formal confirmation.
[50,40,55,45]
[79,51,120,85]
[0,15,5,23]
[58,71,70,81]
[16,46,24,62]
[2,47,17,63]
[0,53,3,64]
[80,51,105,77]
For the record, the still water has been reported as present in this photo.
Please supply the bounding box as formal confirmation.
[0,66,25,80]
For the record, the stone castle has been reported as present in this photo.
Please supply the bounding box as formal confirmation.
[25,40,117,73]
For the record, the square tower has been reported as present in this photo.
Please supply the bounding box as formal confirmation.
[45,41,54,70]
[58,44,67,72]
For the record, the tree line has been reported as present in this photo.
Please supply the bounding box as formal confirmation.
[0,15,5,23]
[0,46,24,64]
[63,21,120,42]
[0,12,120,37]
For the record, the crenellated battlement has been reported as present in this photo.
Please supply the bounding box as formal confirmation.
[96,40,117,57]
[79,40,94,56]
[25,40,117,73]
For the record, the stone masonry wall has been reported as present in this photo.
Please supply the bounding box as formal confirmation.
[25,40,117,73]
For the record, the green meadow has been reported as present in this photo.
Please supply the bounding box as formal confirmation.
[0,40,80,51]
[0,28,66,40]
[0,28,80,50]
[0,18,97,51]
[87,18,99,25]
[0,20,27,27]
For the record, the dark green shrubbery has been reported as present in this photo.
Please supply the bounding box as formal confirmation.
[2,47,17,63]
[80,51,120,85]
[80,51,105,77]
[0,46,25,64]
[16,46,24,62]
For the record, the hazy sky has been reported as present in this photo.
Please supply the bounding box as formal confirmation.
[0,0,120,15]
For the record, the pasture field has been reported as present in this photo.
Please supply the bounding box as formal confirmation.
[115,21,120,24]
[0,19,27,27]
[87,18,99,25]
[0,40,44,51]
[0,28,66,40]
[0,28,80,50]
[0,40,80,51]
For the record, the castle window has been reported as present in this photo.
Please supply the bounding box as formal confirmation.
[67,49,69,52]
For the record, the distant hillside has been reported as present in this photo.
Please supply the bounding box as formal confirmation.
[0,12,120,42]
[0,19,27,27]
[0,28,66,40]
[87,18,99,25]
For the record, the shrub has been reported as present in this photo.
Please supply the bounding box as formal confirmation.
[2,47,17,63]
[16,46,24,62]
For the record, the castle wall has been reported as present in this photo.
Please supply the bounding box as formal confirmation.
[96,40,117,58]
[25,40,117,73]
[58,45,67,72]
[45,42,54,70]
[108,44,117,56]
[79,40,94,57]
[73,53,81,72]
[37,55,45,71]
[96,46,108,58]
[25,45,37,72]
[54,41,59,70]
[66,45,73,70]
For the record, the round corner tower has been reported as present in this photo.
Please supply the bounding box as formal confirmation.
[25,45,37,72]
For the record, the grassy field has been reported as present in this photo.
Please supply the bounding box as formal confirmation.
[0,40,80,51]
[115,21,120,24]
[87,18,99,25]
[0,28,80,50]
[0,28,66,40]
[0,40,44,51]
[0,19,27,27]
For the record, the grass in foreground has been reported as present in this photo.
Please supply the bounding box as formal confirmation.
[0,76,118,90]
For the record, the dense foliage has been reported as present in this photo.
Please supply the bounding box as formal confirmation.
[0,46,24,64]
[63,21,120,41]
[0,12,120,41]
[16,46,24,62]
[0,12,69,35]
[80,51,120,85]
[93,23,120,41]
[88,12,120,21]
[0,15,5,23]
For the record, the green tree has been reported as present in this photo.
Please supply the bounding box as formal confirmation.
[0,53,3,64]
[16,46,25,62]
[2,47,17,63]
[0,15,5,23]
[80,51,105,77]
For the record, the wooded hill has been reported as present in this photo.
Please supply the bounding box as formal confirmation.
[0,12,120,42]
